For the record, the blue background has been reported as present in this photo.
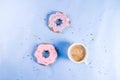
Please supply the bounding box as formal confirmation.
[0,0,120,80]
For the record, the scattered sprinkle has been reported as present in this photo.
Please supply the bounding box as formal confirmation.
[33,34,37,37]
[89,22,92,24]
[90,66,93,68]
[82,39,84,41]
[20,76,23,79]
[88,62,92,65]
[91,38,95,41]
[25,38,28,40]
[99,18,102,21]
[44,18,46,21]
[36,68,41,71]
[68,68,71,71]
[27,54,30,57]
[20,43,23,46]
[65,41,70,44]
[105,49,107,52]
[50,39,54,41]
[86,34,88,36]
[104,72,108,75]
[22,56,25,59]
[90,33,93,36]
[98,70,101,73]
[30,57,32,60]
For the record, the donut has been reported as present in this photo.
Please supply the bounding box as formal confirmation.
[48,12,70,33]
[34,43,57,66]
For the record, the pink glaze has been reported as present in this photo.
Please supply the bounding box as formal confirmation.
[34,44,57,66]
[48,12,70,33]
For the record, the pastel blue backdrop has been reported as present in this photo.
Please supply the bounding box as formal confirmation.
[0,0,120,80]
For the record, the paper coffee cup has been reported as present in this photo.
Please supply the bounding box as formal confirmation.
[68,43,87,63]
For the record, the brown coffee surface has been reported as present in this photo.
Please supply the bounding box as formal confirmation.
[70,45,86,62]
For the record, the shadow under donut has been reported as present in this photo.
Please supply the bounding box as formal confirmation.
[31,44,39,64]
[45,11,56,28]
[54,41,72,60]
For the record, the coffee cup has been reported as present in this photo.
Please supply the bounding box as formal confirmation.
[68,43,87,63]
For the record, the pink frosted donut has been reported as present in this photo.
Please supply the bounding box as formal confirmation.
[34,44,57,66]
[48,12,70,33]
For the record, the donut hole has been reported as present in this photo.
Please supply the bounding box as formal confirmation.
[43,51,50,58]
[56,19,62,26]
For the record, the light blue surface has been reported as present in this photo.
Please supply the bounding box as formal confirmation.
[0,0,120,80]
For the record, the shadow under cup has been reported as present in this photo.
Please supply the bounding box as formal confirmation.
[68,43,87,63]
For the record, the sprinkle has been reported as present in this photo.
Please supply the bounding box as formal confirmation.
[89,66,93,68]
[65,41,70,44]
[25,38,28,40]
[27,54,30,57]
[36,68,41,71]
[22,57,25,59]
[38,37,41,40]
[44,18,46,21]
[30,57,32,60]
[33,34,37,37]
[105,49,107,52]
[88,62,92,65]
[90,33,93,36]
[91,38,95,41]
[82,39,84,41]
[68,68,71,71]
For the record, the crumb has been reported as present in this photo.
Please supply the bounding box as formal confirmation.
[99,18,102,21]
[30,57,32,60]
[90,66,92,68]
[65,41,70,44]
[22,56,25,59]
[82,39,84,41]
[56,30,60,33]
[33,34,37,37]
[27,54,30,57]
[68,68,71,71]
[20,43,23,46]
[88,62,92,65]
[90,33,93,35]
[20,76,23,79]
[36,68,41,71]
[89,22,92,24]
[44,18,46,21]
[104,72,108,75]
[105,49,107,52]
[25,38,28,40]
[98,70,102,74]
[50,39,54,40]
[91,38,95,41]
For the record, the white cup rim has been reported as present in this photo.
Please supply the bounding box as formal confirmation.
[68,43,87,63]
